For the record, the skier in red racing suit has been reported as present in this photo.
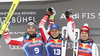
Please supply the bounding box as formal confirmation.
[78,23,99,56]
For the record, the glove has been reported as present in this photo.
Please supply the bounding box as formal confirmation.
[65,9,73,18]
[46,7,56,17]
[50,7,56,17]
[0,20,10,31]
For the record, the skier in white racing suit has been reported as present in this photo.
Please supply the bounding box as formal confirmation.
[65,9,76,41]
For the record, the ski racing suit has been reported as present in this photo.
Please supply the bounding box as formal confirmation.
[67,18,76,41]
[39,15,62,56]
[4,31,44,56]
[78,38,99,56]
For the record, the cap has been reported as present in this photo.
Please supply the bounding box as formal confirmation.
[50,24,60,30]
[80,23,90,36]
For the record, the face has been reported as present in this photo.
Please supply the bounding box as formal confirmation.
[50,29,60,38]
[27,26,36,35]
[81,31,88,40]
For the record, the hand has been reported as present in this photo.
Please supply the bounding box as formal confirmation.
[46,7,56,17]
[0,20,10,31]
[68,9,73,15]
[69,15,72,18]
[65,9,73,18]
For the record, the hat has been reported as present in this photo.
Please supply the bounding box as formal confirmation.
[27,20,36,28]
[50,24,60,30]
[80,23,90,36]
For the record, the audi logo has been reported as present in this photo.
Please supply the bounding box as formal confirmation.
[9,45,23,50]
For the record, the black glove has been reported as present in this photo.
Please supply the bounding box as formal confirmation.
[65,9,73,18]
[46,7,55,17]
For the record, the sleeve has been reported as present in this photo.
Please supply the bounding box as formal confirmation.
[39,15,54,44]
[67,21,75,41]
[92,43,99,56]
[47,16,54,35]
[4,31,23,46]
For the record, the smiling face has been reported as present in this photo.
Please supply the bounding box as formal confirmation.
[81,31,88,40]
[27,26,36,35]
[50,29,60,38]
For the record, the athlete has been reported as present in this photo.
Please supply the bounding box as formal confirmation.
[65,9,76,41]
[78,23,99,56]
[39,7,62,56]
[3,7,56,56]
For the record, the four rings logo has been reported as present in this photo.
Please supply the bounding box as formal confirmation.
[9,45,23,50]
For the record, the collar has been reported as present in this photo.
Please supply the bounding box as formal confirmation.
[80,38,93,43]
[50,34,61,39]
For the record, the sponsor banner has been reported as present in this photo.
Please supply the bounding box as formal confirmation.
[0,9,46,24]
[60,13,100,19]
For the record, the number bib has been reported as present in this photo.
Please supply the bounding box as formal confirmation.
[45,37,62,56]
[23,34,44,56]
